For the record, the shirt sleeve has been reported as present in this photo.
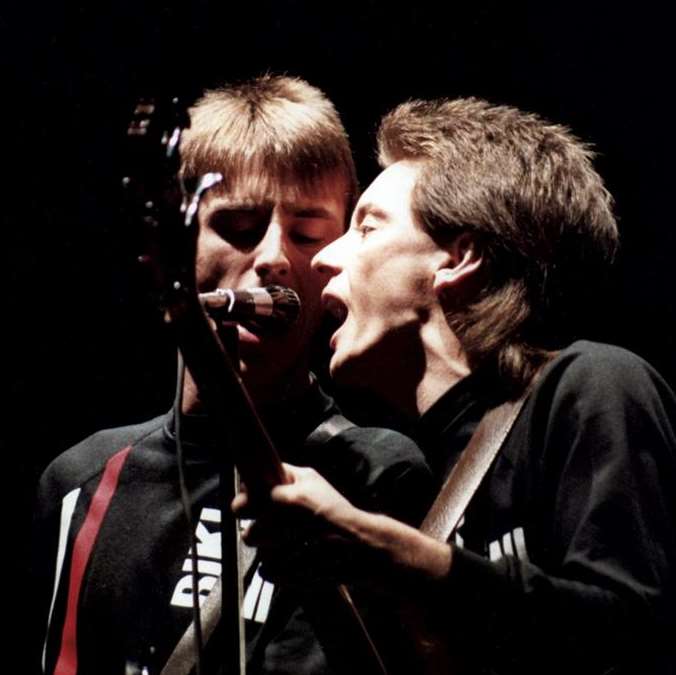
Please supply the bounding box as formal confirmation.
[438,345,676,674]
[308,426,436,525]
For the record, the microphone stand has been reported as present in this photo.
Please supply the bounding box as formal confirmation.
[215,325,245,675]
[161,178,284,675]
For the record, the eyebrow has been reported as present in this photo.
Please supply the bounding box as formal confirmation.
[201,198,272,215]
[287,205,337,219]
[200,197,273,217]
[354,203,389,224]
[201,197,337,221]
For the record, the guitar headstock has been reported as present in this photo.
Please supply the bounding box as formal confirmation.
[125,97,188,183]
[122,97,195,313]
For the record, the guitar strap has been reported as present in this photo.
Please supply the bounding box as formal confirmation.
[420,395,529,543]
[161,412,356,675]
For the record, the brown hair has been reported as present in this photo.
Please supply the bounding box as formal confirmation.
[377,98,618,393]
[180,75,358,221]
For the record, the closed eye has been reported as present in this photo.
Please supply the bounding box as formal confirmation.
[207,209,268,249]
[291,231,324,245]
[290,217,341,247]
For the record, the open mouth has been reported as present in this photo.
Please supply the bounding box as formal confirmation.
[321,292,348,350]
[322,293,348,325]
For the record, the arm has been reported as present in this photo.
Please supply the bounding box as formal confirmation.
[434,345,676,674]
[235,463,451,583]
[236,345,676,674]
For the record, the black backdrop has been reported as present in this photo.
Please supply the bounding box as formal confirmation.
[3,0,674,657]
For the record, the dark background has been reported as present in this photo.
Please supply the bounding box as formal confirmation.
[3,0,674,653]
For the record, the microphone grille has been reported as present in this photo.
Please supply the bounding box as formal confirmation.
[264,285,301,324]
[199,285,301,329]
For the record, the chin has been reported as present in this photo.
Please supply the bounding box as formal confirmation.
[329,349,371,389]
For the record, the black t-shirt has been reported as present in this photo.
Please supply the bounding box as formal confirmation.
[415,341,676,674]
[32,382,433,675]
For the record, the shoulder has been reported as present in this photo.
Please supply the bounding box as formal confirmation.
[338,425,425,464]
[317,421,429,484]
[305,385,427,472]
[534,340,675,414]
[317,423,434,523]
[518,341,676,467]
[546,340,660,381]
[38,414,169,501]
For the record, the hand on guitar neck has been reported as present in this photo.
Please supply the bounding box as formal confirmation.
[233,462,453,590]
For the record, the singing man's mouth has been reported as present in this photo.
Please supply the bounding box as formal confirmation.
[322,292,348,325]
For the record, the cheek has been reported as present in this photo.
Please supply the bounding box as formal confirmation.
[353,252,400,305]
[195,247,226,289]
[355,253,429,317]
[195,231,250,289]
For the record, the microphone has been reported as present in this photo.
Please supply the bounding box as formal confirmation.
[199,285,301,329]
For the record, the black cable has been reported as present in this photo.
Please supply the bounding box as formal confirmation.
[173,350,204,675]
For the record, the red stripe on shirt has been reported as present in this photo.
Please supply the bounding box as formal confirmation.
[54,445,132,675]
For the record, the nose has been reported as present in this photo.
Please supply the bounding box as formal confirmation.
[253,221,291,280]
[311,234,346,278]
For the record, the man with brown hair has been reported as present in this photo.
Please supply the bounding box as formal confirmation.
[32,76,431,674]
[241,98,676,674]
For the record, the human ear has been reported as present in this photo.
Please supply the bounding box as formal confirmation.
[432,232,483,298]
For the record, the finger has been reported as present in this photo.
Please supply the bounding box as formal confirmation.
[232,488,264,520]
[268,482,297,505]
[280,462,304,484]
[240,519,264,547]
[239,519,256,545]
[270,465,320,504]
[231,491,249,513]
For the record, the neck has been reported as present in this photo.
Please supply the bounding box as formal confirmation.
[417,318,471,413]
[180,362,313,416]
[375,311,470,420]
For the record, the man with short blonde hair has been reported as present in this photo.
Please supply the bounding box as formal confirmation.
[33,76,430,675]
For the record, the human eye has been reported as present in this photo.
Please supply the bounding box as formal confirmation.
[354,221,376,238]
[290,217,339,247]
[208,209,265,248]
[290,219,326,246]
[291,231,324,245]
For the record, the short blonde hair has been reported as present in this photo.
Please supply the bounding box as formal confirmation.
[180,75,358,220]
